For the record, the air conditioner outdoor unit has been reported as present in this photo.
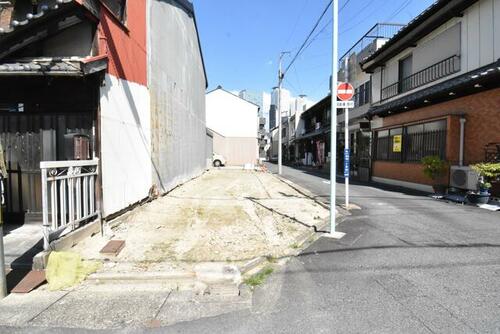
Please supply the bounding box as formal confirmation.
[449,166,479,190]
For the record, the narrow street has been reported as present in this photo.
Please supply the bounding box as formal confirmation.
[164,164,500,333]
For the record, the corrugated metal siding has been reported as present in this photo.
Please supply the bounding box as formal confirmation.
[148,0,206,192]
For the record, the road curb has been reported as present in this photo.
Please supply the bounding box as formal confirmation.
[238,256,267,275]
[271,172,351,217]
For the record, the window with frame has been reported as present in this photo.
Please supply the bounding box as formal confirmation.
[354,81,371,107]
[364,81,371,105]
[374,119,447,163]
[101,0,127,24]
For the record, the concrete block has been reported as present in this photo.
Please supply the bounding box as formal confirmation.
[50,219,101,252]
[32,251,51,271]
[194,263,241,285]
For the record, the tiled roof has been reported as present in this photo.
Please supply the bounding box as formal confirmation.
[0,56,108,76]
[0,0,74,35]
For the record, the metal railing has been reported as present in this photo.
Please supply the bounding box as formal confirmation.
[41,159,99,250]
[381,55,461,101]
[485,143,500,163]
[404,130,447,162]
[339,23,404,65]
[374,130,447,163]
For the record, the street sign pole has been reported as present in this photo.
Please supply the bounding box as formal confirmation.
[324,0,344,239]
[344,58,350,208]
[344,107,350,208]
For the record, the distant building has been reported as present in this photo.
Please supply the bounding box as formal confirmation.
[269,87,291,129]
[239,90,271,159]
[262,92,271,131]
[206,87,259,166]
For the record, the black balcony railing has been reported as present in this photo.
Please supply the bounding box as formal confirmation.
[381,55,461,101]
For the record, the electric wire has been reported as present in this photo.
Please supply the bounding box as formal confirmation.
[283,0,332,75]
[385,0,413,22]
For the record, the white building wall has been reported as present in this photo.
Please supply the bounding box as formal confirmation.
[206,89,259,138]
[99,74,152,216]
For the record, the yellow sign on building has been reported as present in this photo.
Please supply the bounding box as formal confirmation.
[393,135,402,153]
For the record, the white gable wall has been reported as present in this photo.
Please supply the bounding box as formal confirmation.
[206,89,259,138]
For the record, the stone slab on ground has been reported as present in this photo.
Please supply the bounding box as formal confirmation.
[28,290,170,330]
[0,289,67,327]
[0,285,252,330]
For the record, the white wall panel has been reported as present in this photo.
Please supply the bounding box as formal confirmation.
[206,89,259,138]
[479,0,495,66]
[371,68,382,104]
[495,0,500,59]
[466,2,481,71]
[100,74,152,216]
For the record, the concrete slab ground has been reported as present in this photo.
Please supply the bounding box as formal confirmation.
[3,222,43,268]
[0,169,331,331]
[72,169,329,272]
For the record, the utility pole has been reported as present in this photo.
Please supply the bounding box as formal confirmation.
[325,0,345,239]
[277,51,289,175]
[344,57,350,208]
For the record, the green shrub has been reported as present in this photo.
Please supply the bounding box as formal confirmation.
[421,156,447,181]
[471,163,500,189]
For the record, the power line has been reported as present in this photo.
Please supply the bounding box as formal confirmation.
[290,0,358,63]
[284,0,311,49]
[385,0,413,22]
[340,0,352,12]
[283,0,332,75]
[339,0,384,35]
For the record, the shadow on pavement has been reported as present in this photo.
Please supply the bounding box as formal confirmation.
[246,197,329,233]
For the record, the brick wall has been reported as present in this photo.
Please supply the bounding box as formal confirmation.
[0,5,13,30]
[373,161,449,186]
[373,88,500,193]
[380,87,500,165]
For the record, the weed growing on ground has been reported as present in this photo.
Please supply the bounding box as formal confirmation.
[266,255,278,263]
[244,267,274,288]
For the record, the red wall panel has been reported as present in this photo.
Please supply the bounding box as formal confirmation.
[98,0,147,86]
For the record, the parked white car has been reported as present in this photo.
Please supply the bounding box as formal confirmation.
[212,153,226,167]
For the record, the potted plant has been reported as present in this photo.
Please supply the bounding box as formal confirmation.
[421,155,448,195]
[469,163,500,204]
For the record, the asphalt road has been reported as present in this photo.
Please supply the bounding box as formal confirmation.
[162,163,500,333]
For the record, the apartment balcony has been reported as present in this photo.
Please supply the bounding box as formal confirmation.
[381,55,461,102]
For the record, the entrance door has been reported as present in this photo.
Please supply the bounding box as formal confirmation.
[356,131,371,182]
[0,113,93,224]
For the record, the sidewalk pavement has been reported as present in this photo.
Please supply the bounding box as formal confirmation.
[0,169,336,331]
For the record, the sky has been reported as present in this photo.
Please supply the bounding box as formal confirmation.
[194,0,436,102]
